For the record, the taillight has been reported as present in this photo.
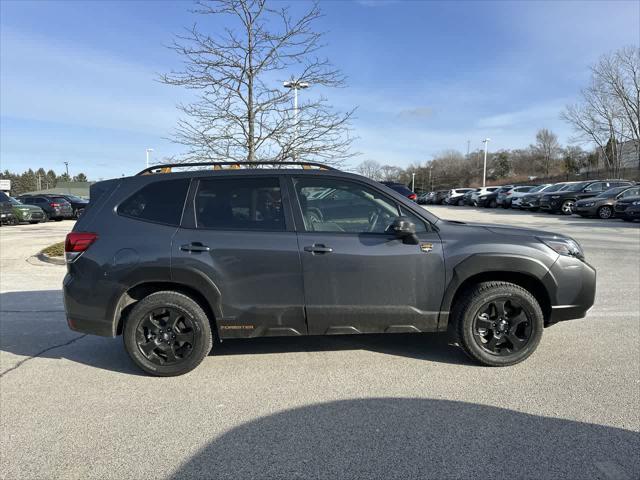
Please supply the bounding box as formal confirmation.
[408,193,417,201]
[65,232,97,261]
[50,202,60,207]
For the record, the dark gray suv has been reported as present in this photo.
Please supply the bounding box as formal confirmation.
[63,162,596,376]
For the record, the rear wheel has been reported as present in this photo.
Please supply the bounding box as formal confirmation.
[597,205,613,219]
[123,291,213,376]
[452,282,544,366]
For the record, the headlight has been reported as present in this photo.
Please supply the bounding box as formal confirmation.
[633,201,640,205]
[551,195,561,199]
[538,236,584,260]
[582,202,595,207]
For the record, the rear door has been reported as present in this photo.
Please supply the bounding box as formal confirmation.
[171,175,306,338]
[290,176,445,335]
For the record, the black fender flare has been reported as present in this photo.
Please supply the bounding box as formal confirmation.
[438,253,557,329]
[171,266,224,330]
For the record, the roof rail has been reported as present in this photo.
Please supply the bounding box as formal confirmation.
[136,161,337,176]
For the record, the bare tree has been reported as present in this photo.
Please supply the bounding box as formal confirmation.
[533,128,560,176]
[562,46,639,173]
[160,0,356,164]
[354,160,382,180]
[378,164,403,182]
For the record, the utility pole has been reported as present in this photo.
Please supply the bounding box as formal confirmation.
[429,166,433,191]
[411,172,416,192]
[482,138,491,187]
[145,148,154,169]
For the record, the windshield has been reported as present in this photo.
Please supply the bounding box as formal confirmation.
[529,184,548,193]
[9,197,22,205]
[562,182,590,192]
[65,195,86,202]
[597,186,628,197]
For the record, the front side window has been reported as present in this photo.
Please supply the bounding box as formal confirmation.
[620,187,640,198]
[583,182,605,192]
[195,177,284,231]
[295,178,406,233]
[118,178,190,226]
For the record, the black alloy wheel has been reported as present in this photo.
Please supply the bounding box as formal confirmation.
[472,299,532,355]
[136,307,196,366]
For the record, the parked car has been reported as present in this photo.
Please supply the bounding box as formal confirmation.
[512,184,552,209]
[18,195,74,221]
[614,195,640,219]
[9,197,46,224]
[540,180,633,215]
[477,186,512,208]
[63,161,596,376]
[470,187,499,206]
[622,202,640,222]
[573,185,640,219]
[519,183,574,211]
[497,186,535,209]
[446,188,474,206]
[416,192,431,205]
[463,189,480,205]
[430,190,450,205]
[56,194,89,218]
[380,182,417,201]
[0,191,16,225]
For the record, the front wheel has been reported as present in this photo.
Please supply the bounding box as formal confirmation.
[561,200,575,215]
[452,282,544,366]
[597,205,613,219]
[123,291,213,376]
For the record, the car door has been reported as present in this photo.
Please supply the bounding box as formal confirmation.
[171,175,307,338]
[289,175,445,335]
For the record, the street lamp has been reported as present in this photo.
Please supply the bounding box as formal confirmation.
[482,138,491,187]
[283,79,309,133]
[411,172,416,192]
[63,161,69,177]
[145,148,154,169]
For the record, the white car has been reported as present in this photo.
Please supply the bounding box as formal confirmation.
[497,185,535,208]
[511,184,553,209]
[446,188,475,206]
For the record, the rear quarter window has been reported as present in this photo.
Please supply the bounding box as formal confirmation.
[118,178,190,226]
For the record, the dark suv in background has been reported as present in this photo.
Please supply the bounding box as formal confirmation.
[540,180,633,215]
[0,191,15,225]
[63,162,596,376]
[18,195,75,221]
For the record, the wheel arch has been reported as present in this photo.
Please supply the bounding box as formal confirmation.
[440,255,554,332]
[113,280,221,339]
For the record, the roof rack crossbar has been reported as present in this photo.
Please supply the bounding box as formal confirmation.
[136,161,337,176]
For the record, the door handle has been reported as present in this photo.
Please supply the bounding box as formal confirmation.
[304,244,333,254]
[180,243,211,253]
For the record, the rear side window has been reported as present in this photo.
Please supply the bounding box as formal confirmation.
[118,178,190,226]
[195,177,284,231]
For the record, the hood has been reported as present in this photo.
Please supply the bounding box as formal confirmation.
[617,195,640,205]
[14,204,43,212]
[440,219,569,240]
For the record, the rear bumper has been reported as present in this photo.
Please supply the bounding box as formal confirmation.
[546,257,597,324]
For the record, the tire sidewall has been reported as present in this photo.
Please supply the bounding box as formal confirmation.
[459,286,544,366]
[598,206,612,219]
[123,293,212,376]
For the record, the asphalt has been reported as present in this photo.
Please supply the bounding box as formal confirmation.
[1,208,639,480]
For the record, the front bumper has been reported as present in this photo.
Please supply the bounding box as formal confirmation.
[545,256,596,323]
[0,212,15,223]
[573,204,599,216]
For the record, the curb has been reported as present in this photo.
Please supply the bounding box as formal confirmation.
[36,253,66,266]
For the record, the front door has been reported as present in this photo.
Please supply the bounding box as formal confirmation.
[172,175,306,338]
[290,176,445,335]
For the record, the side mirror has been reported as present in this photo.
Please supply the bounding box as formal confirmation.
[390,216,419,244]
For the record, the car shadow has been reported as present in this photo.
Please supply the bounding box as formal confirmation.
[0,290,473,376]
[169,398,640,480]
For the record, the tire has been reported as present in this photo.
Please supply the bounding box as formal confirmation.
[123,291,213,376]
[489,199,497,208]
[597,205,613,219]
[458,199,464,206]
[561,199,575,215]
[29,221,39,224]
[54,218,63,222]
[452,281,544,367]
[43,213,49,222]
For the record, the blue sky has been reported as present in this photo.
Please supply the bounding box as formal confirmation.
[1,0,638,179]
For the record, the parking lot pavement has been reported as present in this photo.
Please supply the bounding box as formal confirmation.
[1,213,639,479]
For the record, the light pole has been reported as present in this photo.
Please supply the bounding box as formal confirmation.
[283,79,309,139]
[145,148,154,169]
[482,138,491,187]
[64,161,69,177]
[411,172,416,192]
